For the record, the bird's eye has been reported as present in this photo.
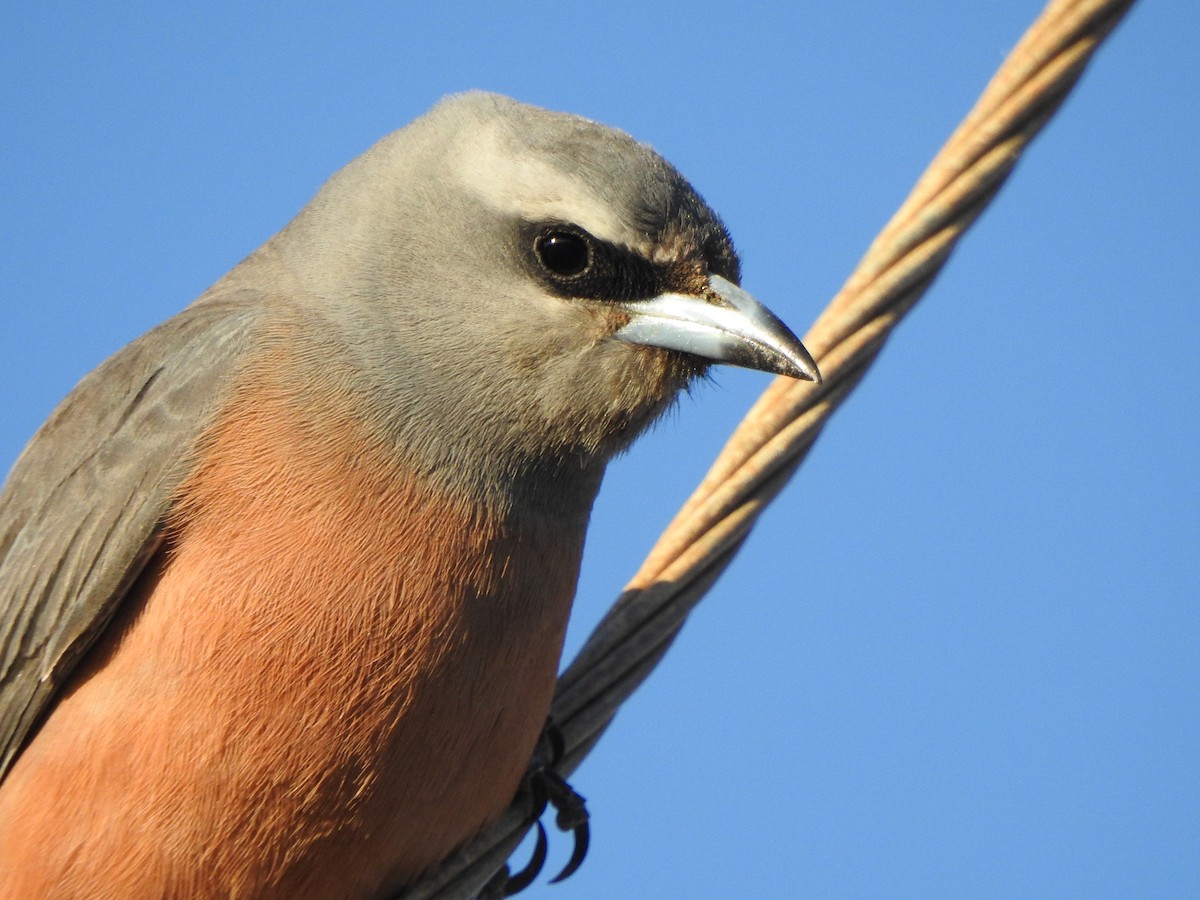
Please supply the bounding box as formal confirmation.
[535,229,591,278]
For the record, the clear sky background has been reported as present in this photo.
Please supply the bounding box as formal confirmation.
[2,2,1196,898]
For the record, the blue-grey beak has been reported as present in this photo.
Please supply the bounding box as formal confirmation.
[613,274,820,382]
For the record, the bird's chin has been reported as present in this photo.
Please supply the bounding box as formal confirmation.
[592,345,704,457]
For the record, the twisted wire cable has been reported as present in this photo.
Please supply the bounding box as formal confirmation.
[404,1,1138,895]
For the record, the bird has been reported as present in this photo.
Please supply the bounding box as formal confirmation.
[0,91,819,898]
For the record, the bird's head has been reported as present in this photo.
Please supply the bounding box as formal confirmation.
[261,93,818,506]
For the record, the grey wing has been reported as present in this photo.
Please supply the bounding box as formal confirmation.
[0,291,261,779]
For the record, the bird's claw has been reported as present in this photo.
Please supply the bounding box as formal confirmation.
[495,821,548,896]
[538,768,589,884]
[495,719,590,895]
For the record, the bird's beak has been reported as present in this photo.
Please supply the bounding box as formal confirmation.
[612,274,821,382]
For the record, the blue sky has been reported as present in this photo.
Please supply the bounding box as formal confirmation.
[2,2,1196,897]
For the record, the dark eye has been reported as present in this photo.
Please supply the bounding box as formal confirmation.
[535,229,591,278]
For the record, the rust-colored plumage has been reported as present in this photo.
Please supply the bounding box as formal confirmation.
[0,327,586,895]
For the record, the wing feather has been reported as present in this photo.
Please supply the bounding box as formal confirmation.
[0,290,262,778]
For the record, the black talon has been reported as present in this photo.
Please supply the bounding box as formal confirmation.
[549,817,589,884]
[540,768,590,884]
[497,718,591,892]
[503,821,548,896]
